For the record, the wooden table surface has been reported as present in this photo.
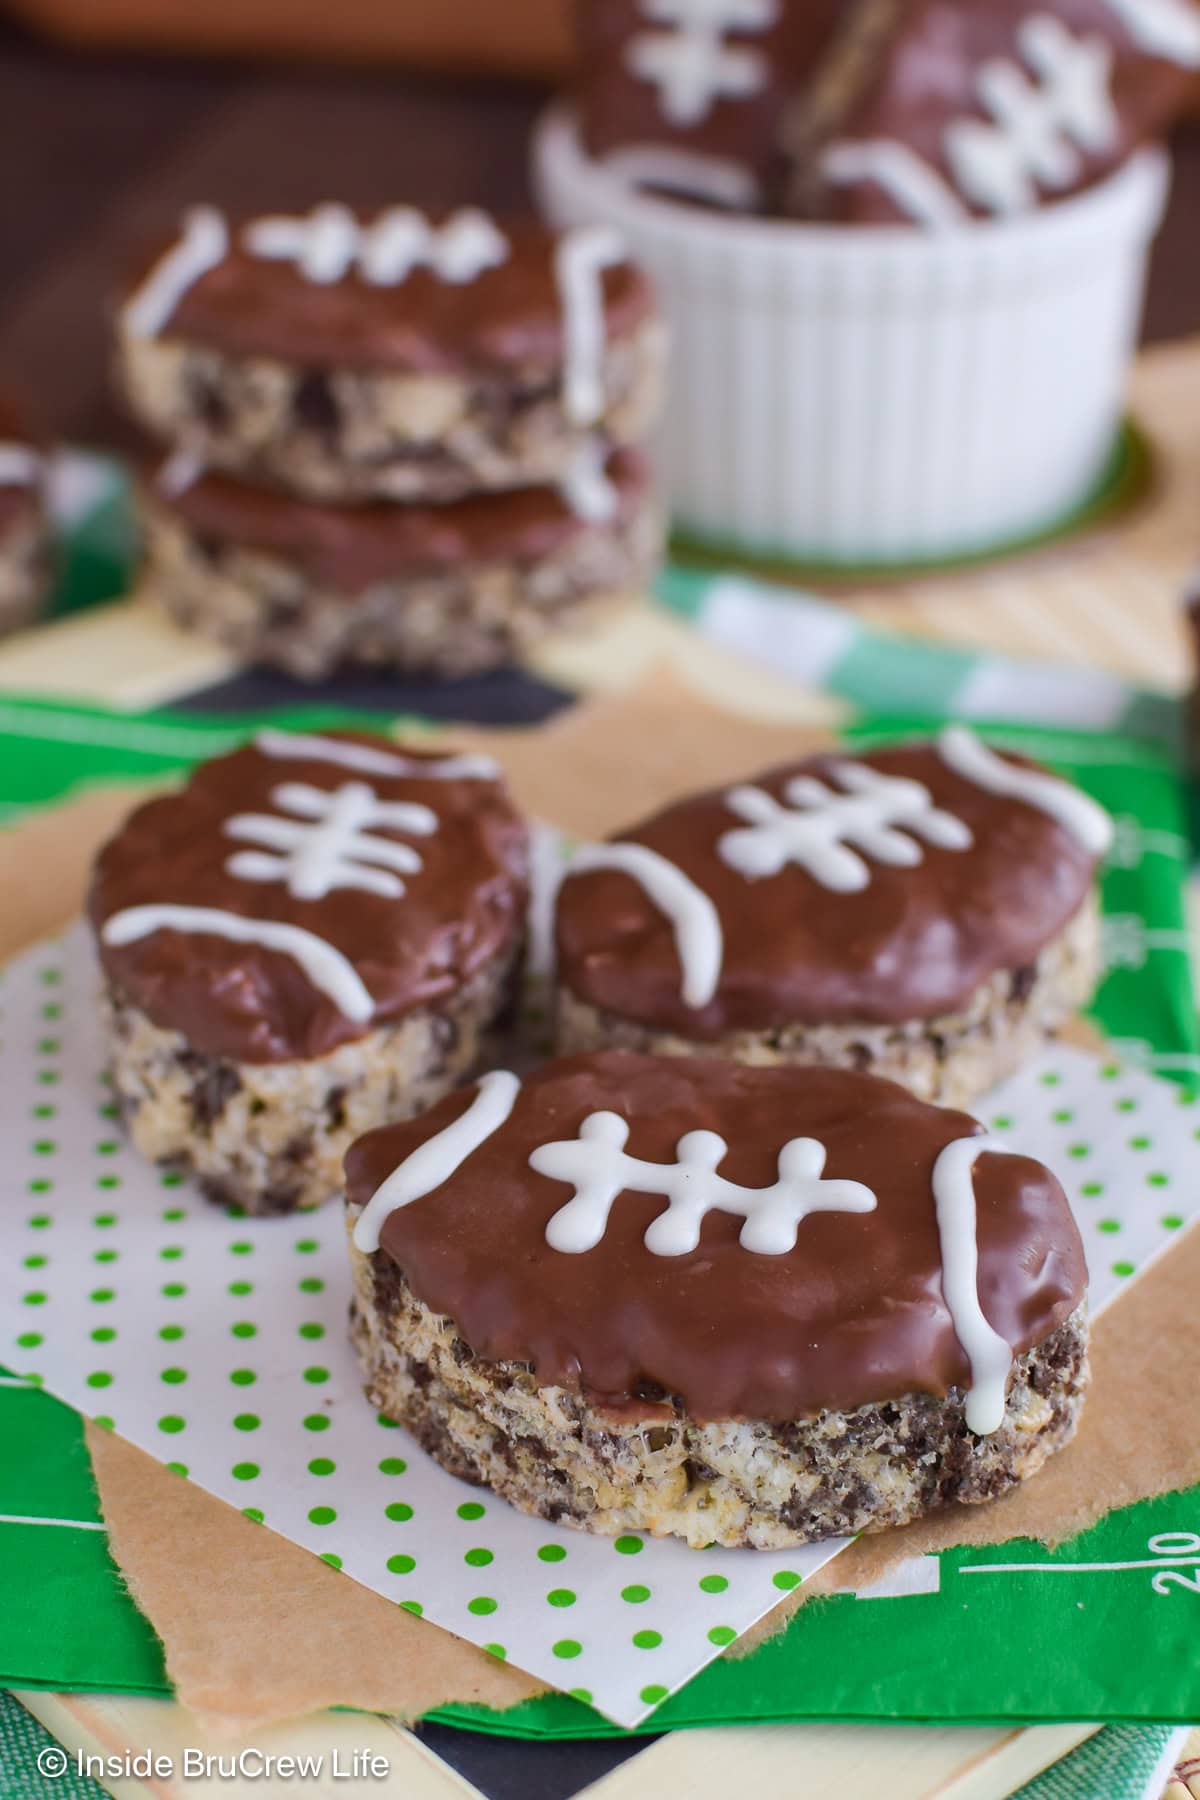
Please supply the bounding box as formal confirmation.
[0,18,1197,450]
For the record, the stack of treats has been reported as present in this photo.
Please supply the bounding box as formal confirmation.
[112,203,667,682]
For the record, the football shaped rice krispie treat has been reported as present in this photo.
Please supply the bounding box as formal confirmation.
[345,1050,1089,1548]
[786,0,1200,224]
[88,730,528,1214]
[115,206,665,504]
[141,445,661,681]
[554,726,1112,1106]
[572,0,847,209]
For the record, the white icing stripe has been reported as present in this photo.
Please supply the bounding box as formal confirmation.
[601,143,762,210]
[533,1114,876,1256]
[101,904,373,1023]
[626,0,778,127]
[555,227,629,429]
[938,723,1114,855]
[946,17,1118,216]
[0,444,41,487]
[156,449,205,498]
[243,206,509,288]
[718,763,973,893]
[352,1070,521,1253]
[569,842,723,1009]
[1099,0,1200,65]
[123,206,229,339]
[821,140,968,228]
[247,203,354,283]
[559,440,620,524]
[224,781,437,901]
[253,730,499,782]
[930,1134,1020,1435]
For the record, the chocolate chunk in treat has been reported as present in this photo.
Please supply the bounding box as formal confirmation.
[293,370,341,435]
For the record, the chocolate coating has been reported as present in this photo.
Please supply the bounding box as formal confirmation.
[120,214,656,375]
[347,1050,1087,1421]
[555,742,1099,1038]
[88,732,528,1064]
[575,0,847,202]
[800,0,1198,223]
[149,448,652,592]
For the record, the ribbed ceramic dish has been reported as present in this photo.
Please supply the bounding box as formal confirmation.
[534,108,1170,570]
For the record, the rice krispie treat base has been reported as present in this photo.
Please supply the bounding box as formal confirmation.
[106,951,519,1216]
[118,320,666,504]
[347,1254,1088,1550]
[556,892,1101,1110]
[116,206,665,503]
[142,449,662,679]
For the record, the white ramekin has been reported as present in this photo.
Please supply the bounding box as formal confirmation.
[533,107,1170,567]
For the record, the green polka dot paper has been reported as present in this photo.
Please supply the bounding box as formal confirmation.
[3,933,1199,1728]
[975,1044,1200,1313]
[0,926,842,1730]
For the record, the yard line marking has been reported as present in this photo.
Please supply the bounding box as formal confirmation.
[961,1555,1200,1574]
[0,1513,107,1532]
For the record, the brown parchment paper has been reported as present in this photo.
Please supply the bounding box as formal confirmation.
[6,672,1199,1732]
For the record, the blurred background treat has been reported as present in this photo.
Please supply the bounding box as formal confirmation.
[0,391,50,635]
[111,203,665,678]
[538,0,1200,565]
[570,0,847,210]
[138,444,661,681]
[0,3,1187,442]
[784,0,1200,223]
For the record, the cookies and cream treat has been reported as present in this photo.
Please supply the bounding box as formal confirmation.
[345,1050,1089,1548]
[0,395,49,636]
[554,726,1112,1105]
[573,0,846,210]
[142,445,661,680]
[115,206,665,503]
[787,0,1200,225]
[88,730,528,1214]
